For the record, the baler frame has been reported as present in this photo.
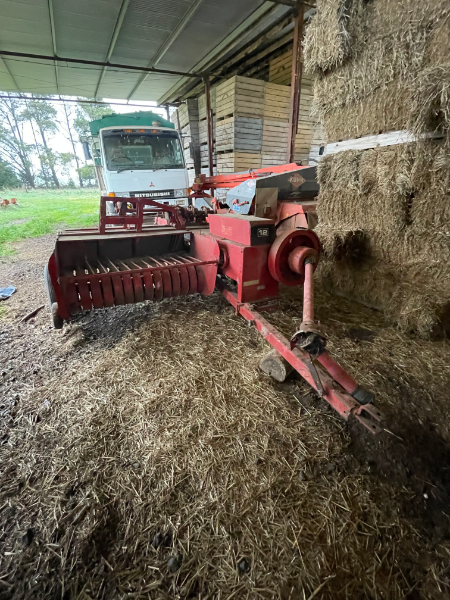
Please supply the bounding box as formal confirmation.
[45,165,385,435]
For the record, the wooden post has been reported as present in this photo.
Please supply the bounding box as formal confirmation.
[259,349,294,382]
[204,75,214,177]
[287,2,304,164]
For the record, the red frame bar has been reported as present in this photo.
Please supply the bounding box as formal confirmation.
[302,261,314,323]
[218,281,383,433]
[99,196,186,234]
[191,163,303,191]
[317,352,358,395]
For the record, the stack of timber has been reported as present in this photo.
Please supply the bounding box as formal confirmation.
[199,143,217,170]
[198,118,217,145]
[268,49,293,85]
[261,83,290,166]
[293,74,316,164]
[198,87,217,121]
[171,99,201,182]
[267,50,323,166]
[215,76,265,120]
[216,117,262,153]
[216,152,262,174]
[215,76,265,173]
[198,87,217,172]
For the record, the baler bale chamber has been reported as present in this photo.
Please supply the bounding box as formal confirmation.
[45,164,384,435]
[46,197,220,327]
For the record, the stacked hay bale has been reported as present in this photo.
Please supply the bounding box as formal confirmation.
[304,0,450,337]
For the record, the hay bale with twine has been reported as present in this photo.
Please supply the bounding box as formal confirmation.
[306,0,450,138]
[304,0,450,337]
[303,0,366,75]
[315,141,450,337]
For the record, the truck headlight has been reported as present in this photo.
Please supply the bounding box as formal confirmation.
[174,188,187,197]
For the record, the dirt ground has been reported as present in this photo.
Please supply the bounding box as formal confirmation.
[1,236,450,600]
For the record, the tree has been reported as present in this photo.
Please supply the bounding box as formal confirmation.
[0,160,20,189]
[73,101,115,140]
[60,102,84,187]
[22,99,60,187]
[0,98,35,187]
[28,117,50,188]
[22,98,61,188]
[58,152,76,179]
[77,165,96,186]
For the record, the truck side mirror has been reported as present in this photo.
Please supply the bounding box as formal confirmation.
[82,141,92,160]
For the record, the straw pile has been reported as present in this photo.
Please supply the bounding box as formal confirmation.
[303,0,450,337]
[1,294,449,599]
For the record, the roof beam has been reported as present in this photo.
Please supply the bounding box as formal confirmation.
[270,0,297,7]
[95,0,130,99]
[232,31,293,76]
[0,94,181,108]
[271,0,316,7]
[47,0,59,93]
[127,0,204,101]
[161,4,314,103]
[0,55,21,91]
[0,50,202,78]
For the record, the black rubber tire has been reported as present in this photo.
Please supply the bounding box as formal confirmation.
[44,264,64,329]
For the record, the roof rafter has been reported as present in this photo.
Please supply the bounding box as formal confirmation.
[0,55,21,91]
[157,2,279,104]
[47,0,59,93]
[94,0,130,99]
[0,50,202,78]
[127,0,204,101]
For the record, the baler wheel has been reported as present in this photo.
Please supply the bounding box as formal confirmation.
[44,264,63,329]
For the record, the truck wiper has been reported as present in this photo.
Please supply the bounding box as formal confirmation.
[116,166,135,173]
[151,165,184,170]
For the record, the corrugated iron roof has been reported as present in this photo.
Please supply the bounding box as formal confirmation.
[0,0,289,102]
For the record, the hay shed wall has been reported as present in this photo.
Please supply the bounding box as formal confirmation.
[304,0,450,337]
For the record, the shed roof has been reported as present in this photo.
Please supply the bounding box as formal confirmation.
[0,0,292,103]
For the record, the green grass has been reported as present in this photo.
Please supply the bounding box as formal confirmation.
[0,188,99,256]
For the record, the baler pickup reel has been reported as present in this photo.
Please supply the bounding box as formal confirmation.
[45,165,384,435]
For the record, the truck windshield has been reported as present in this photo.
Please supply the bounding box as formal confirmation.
[102,130,184,172]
